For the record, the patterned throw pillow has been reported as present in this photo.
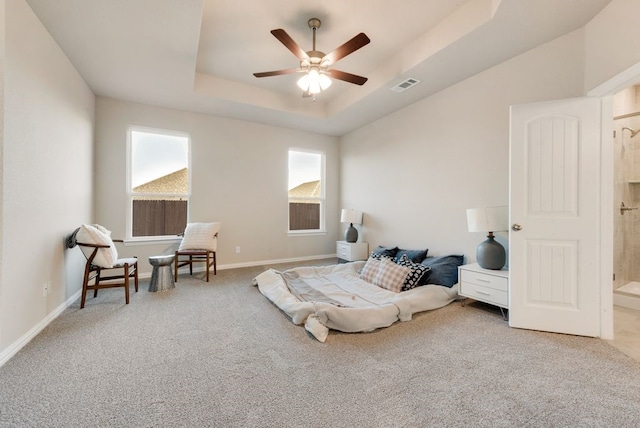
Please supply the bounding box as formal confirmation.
[374,257,410,293]
[396,254,431,291]
[369,251,394,261]
[359,257,382,284]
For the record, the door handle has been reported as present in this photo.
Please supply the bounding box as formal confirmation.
[620,202,638,216]
[512,223,522,231]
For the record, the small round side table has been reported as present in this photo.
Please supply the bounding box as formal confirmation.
[148,255,175,292]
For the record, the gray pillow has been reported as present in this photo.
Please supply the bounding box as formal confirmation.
[420,255,464,287]
[371,245,399,259]
[395,249,428,263]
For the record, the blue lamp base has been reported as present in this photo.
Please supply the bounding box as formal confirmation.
[476,232,506,270]
[345,224,358,243]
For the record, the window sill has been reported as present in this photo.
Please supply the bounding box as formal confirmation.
[123,236,182,246]
[287,231,327,237]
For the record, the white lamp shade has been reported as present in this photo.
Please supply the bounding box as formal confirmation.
[340,209,363,225]
[467,206,508,232]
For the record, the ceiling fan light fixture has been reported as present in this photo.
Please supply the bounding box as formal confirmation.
[255,18,369,96]
[319,73,332,90]
[296,73,310,92]
[298,68,330,94]
[308,69,321,94]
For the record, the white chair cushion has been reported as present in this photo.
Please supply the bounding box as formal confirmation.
[178,222,222,252]
[76,224,118,268]
[113,257,138,268]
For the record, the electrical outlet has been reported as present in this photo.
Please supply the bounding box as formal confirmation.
[235,246,241,254]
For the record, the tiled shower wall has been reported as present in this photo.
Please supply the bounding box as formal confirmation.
[613,85,640,290]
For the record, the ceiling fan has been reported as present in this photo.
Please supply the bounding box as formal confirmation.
[253,18,370,97]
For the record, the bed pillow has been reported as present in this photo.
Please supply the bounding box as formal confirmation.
[374,257,410,293]
[420,255,464,287]
[75,224,118,268]
[359,257,382,284]
[395,248,428,263]
[396,254,431,291]
[369,252,394,262]
[370,245,399,259]
[178,222,222,251]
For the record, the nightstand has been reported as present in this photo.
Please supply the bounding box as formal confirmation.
[458,263,509,319]
[336,241,369,263]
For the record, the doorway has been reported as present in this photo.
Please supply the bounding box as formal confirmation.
[610,84,640,361]
[612,85,640,311]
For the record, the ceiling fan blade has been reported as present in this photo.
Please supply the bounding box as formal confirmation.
[271,29,309,60]
[253,68,300,78]
[323,33,370,64]
[327,69,368,86]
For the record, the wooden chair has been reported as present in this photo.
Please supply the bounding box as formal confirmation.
[69,224,139,308]
[174,222,221,282]
[76,240,138,308]
[174,246,217,282]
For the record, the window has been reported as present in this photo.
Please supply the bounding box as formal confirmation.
[288,149,325,233]
[128,128,190,239]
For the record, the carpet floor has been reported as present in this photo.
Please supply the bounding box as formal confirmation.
[1,259,639,427]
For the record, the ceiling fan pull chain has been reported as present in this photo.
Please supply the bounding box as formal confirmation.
[312,24,317,51]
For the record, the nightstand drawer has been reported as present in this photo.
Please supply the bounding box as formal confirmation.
[460,281,508,307]
[337,242,351,259]
[460,270,508,292]
[336,241,368,262]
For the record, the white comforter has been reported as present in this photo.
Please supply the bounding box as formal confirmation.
[253,261,458,342]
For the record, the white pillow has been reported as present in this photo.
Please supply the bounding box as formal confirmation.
[76,224,118,268]
[178,222,222,251]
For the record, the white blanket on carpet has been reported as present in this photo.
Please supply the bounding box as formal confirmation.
[253,262,458,342]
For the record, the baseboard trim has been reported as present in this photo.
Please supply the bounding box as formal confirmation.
[174,253,338,276]
[0,289,81,368]
[613,292,640,311]
[218,253,338,270]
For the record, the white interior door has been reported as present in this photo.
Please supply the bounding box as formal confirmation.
[509,97,602,337]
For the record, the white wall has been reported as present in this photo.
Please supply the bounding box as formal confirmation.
[584,0,640,93]
[339,29,586,262]
[95,98,339,275]
[1,0,94,354]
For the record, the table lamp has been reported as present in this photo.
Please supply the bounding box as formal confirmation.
[466,206,508,270]
[340,209,363,243]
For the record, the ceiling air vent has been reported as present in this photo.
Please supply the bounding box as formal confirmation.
[391,78,421,93]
